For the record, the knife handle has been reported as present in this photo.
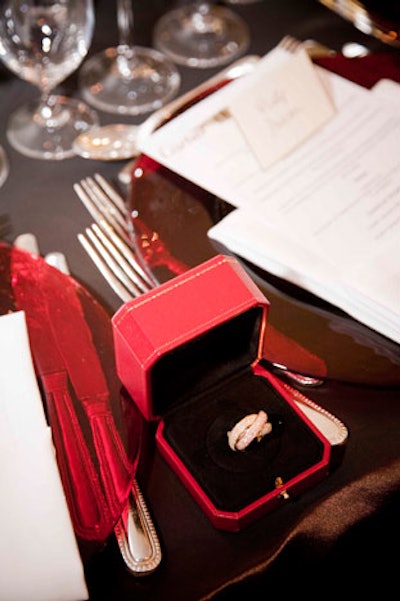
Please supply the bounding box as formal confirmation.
[89,411,133,514]
[114,479,162,575]
[88,410,162,574]
[42,371,111,540]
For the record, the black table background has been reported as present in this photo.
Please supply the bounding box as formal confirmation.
[1,1,400,599]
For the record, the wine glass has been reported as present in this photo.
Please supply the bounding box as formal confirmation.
[153,1,250,69]
[79,0,181,115]
[0,146,9,189]
[0,0,98,160]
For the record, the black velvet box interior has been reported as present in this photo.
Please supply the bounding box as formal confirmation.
[152,307,326,513]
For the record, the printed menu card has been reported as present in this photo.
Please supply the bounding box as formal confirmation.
[140,43,400,343]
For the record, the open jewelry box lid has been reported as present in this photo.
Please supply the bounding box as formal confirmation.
[112,254,268,421]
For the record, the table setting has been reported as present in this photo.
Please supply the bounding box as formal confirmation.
[0,1,399,600]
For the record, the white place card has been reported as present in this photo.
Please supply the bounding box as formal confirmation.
[139,44,362,209]
[228,49,335,169]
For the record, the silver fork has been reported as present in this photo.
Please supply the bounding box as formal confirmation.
[75,173,156,302]
[75,175,323,388]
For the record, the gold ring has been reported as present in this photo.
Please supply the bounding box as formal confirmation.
[227,410,272,451]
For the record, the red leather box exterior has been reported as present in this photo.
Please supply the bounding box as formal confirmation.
[112,254,268,421]
[112,255,331,531]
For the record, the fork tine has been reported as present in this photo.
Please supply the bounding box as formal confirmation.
[74,180,128,241]
[78,232,134,303]
[94,173,127,214]
[74,172,160,299]
[85,226,145,298]
[74,175,157,287]
[79,223,155,300]
[83,176,128,230]
[102,221,156,288]
[90,223,151,293]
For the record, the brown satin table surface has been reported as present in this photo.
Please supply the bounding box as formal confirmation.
[0,1,399,599]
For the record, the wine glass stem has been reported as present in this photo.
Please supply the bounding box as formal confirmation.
[117,0,134,47]
[34,93,67,129]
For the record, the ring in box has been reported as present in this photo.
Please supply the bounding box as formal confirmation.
[112,255,331,531]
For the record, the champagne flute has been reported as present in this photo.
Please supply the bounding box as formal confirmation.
[79,0,181,115]
[153,1,250,69]
[0,0,98,160]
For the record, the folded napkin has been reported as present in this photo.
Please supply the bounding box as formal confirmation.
[0,311,88,601]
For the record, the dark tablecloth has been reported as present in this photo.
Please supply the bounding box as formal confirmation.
[1,1,399,599]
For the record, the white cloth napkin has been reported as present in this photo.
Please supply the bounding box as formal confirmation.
[0,311,88,601]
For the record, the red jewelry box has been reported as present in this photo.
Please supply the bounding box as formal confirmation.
[112,255,331,531]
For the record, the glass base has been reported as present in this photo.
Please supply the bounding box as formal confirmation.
[7,95,99,160]
[153,4,250,68]
[79,45,181,115]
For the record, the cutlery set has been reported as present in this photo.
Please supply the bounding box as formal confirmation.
[13,234,161,575]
